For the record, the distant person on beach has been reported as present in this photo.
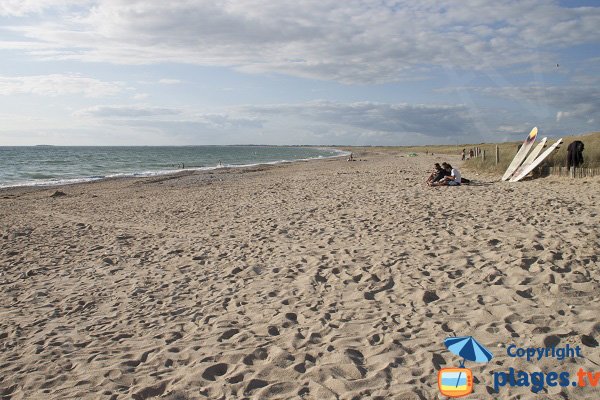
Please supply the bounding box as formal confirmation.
[433,163,461,186]
[427,163,448,185]
[347,153,355,161]
[469,149,474,159]
[461,148,466,160]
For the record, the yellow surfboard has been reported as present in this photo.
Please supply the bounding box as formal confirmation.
[502,127,538,181]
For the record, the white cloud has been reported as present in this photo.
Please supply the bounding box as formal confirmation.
[0,74,123,97]
[477,85,600,126]
[0,0,89,16]
[76,105,182,117]
[76,104,264,130]
[3,1,599,83]
[158,79,181,85]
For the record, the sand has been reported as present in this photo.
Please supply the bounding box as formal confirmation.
[1,149,599,400]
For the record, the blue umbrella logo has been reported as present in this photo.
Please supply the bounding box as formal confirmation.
[443,336,493,391]
[445,336,493,367]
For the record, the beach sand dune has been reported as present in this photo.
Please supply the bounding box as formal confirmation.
[1,150,599,399]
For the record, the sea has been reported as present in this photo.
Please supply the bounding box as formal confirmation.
[0,146,347,188]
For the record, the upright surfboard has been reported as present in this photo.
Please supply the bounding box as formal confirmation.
[510,138,563,182]
[509,137,547,182]
[501,127,538,181]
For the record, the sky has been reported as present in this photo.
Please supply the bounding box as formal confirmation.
[0,0,599,146]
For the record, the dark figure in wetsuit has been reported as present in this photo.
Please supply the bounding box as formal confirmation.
[567,141,584,168]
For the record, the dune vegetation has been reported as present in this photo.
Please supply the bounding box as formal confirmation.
[393,131,600,176]
[461,131,600,175]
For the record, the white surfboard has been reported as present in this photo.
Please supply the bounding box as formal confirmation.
[501,127,538,181]
[509,137,547,182]
[510,138,563,182]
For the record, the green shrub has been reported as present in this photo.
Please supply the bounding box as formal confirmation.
[463,132,600,175]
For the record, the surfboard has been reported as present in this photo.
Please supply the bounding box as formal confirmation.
[501,127,538,181]
[510,138,563,182]
[509,137,548,182]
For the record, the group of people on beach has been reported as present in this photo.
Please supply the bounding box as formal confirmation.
[427,162,465,186]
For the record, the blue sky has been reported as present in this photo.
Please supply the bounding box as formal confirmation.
[0,0,598,145]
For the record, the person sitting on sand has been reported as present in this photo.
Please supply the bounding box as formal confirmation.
[434,163,461,186]
[427,163,447,185]
[347,153,355,161]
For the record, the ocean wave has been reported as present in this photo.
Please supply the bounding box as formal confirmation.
[0,148,350,189]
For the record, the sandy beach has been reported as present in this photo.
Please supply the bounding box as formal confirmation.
[1,149,599,400]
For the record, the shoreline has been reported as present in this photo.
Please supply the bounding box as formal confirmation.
[0,146,350,192]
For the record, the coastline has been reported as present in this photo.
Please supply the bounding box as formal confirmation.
[0,146,349,190]
[1,148,598,399]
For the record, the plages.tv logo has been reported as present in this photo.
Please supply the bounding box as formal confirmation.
[438,336,493,398]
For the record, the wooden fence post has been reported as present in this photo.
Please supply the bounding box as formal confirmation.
[527,164,599,178]
[495,145,499,165]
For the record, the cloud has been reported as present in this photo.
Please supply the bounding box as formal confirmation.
[244,101,476,138]
[3,1,599,83]
[158,79,181,85]
[70,100,476,145]
[92,113,265,145]
[475,85,600,126]
[0,0,89,16]
[0,74,123,97]
[77,104,264,129]
[76,105,182,117]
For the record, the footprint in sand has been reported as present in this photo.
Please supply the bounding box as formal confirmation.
[217,328,239,342]
[267,326,280,336]
[243,348,268,366]
[201,363,228,381]
[244,378,269,395]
